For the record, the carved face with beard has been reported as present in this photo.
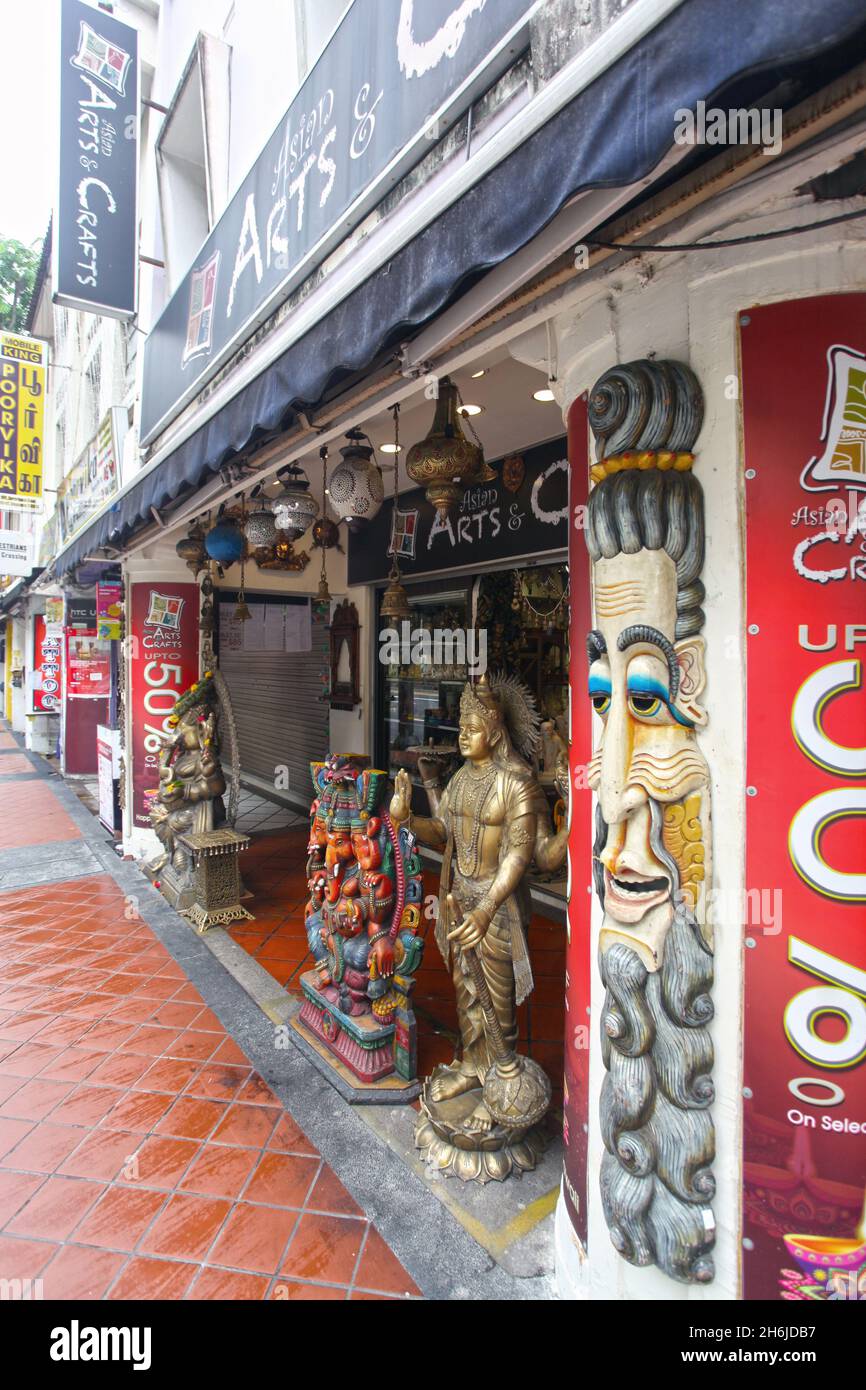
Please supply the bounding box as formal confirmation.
[585,360,716,1286]
[588,546,711,965]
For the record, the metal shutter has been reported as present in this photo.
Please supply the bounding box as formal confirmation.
[218,606,329,807]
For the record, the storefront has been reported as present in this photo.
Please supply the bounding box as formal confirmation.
[37,0,866,1303]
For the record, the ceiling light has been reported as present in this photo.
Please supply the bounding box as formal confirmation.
[457,403,483,416]
[470,368,487,378]
[380,442,402,453]
[533,387,556,402]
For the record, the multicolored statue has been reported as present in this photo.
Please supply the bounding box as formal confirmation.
[390,673,567,1182]
[585,359,715,1282]
[295,754,425,1098]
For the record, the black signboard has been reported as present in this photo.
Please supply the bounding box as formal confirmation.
[54,0,138,318]
[65,597,97,631]
[348,435,568,584]
[140,0,535,444]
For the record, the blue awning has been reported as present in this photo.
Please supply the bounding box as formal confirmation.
[55,0,866,576]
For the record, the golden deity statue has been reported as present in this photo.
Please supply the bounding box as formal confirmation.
[389,672,567,1182]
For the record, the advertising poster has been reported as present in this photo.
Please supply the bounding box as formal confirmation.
[58,411,125,543]
[96,724,120,833]
[740,293,866,1302]
[564,394,592,1246]
[129,582,199,829]
[66,632,111,698]
[31,614,62,713]
[96,578,123,639]
[0,333,47,512]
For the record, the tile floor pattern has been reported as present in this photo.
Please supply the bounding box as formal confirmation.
[0,791,420,1300]
[230,813,567,1102]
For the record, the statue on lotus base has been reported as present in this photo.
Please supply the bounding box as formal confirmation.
[389,672,568,1182]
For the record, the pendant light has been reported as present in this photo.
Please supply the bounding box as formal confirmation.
[327,430,384,528]
[315,444,332,607]
[233,496,252,622]
[405,376,490,519]
[379,404,412,623]
[244,485,278,548]
[271,464,317,541]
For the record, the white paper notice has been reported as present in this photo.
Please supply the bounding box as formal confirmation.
[284,602,312,652]
[264,604,285,651]
[243,605,266,651]
[219,606,243,652]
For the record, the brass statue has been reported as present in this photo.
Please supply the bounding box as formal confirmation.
[389,672,567,1182]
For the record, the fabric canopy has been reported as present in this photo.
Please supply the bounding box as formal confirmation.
[55,0,866,576]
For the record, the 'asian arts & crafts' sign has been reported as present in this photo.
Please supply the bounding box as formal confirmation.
[740,293,866,1303]
[55,0,138,317]
[140,0,536,442]
[129,582,200,830]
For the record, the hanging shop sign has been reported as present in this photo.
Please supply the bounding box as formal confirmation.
[95,579,123,640]
[65,596,96,630]
[0,333,47,513]
[55,0,138,318]
[563,396,592,1247]
[740,293,866,1303]
[0,529,34,578]
[139,0,536,442]
[129,582,200,830]
[348,435,568,584]
[66,631,111,698]
[31,614,62,713]
[58,409,126,544]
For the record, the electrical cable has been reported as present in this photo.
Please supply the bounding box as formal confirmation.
[585,205,866,253]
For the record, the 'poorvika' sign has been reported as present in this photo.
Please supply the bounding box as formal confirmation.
[54,0,139,318]
[140,0,535,444]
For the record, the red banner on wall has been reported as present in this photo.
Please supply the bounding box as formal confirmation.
[741,293,866,1302]
[31,615,62,712]
[130,582,199,830]
[65,632,111,698]
[564,394,593,1246]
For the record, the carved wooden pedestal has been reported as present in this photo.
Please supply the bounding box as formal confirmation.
[175,828,254,933]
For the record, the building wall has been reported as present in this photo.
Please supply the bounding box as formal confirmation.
[549,205,866,1300]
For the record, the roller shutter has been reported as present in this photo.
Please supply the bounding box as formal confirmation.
[218,597,329,806]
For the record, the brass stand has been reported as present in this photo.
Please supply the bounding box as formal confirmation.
[175,828,254,933]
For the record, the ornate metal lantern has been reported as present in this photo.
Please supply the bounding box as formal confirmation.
[244,496,278,549]
[327,431,384,528]
[270,466,317,541]
[175,520,208,576]
[405,377,490,519]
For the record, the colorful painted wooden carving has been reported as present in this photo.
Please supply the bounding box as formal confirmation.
[297,753,425,1095]
[585,359,715,1283]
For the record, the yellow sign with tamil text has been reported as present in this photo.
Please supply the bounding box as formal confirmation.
[0,332,47,512]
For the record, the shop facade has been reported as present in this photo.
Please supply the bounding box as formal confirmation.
[13,0,866,1302]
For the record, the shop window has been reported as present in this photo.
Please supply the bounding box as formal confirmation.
[155,33,230,289]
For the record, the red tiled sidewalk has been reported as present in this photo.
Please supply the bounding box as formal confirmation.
[0,778,420,1300]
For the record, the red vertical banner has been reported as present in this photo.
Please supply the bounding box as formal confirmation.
[129,582,200,830]
[31,615,62,713]
[564,393,592,1245]
[741,293,866,1302]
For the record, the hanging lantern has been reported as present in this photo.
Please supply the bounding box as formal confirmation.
[244,496,278,548]
[271,466,317,541]
[175,520,207,576]
[327,431,384,528]
[380,403,411,623]
[405,377,486,519]
[204,517,244,566]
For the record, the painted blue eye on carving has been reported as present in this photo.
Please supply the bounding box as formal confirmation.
[589,674,611,717]
[627,675,694,727]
